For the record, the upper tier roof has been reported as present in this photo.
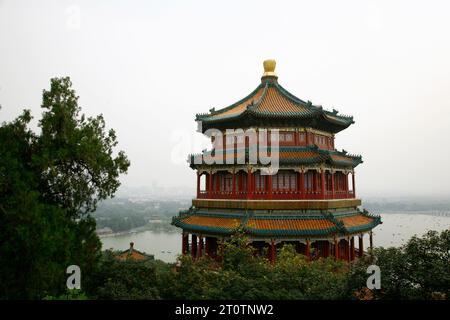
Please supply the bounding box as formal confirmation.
[196,60,354,134]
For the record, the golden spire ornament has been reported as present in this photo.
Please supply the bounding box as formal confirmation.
[262,59,277,78]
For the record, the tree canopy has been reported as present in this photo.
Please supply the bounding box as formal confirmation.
[0,77,129,299]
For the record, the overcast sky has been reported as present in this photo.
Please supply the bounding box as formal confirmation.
[1,0,450,198]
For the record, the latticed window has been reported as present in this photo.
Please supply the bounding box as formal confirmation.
[273,171,297,191]
[220,173,233,192]
[305,171,315,191]
[335,172,347,190]
[314,134,328,145]
[285,133,293,142]
[255,172,266,191]
[299,133,305,141]
[326,172,333,191]
[277,132,294,143]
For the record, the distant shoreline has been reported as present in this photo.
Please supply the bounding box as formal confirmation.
[97,220,180,238]
[365,210,450,218]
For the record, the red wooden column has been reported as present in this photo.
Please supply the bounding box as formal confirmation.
[215,172,220,193]
[246,169,253,199]
[198,237,204,258]
[306,239,311,260]
[191,234,197,260]
[209,237,218,258]
[208,172,213,198]
[196,173,200,198]
[313,171,318,195]
[344,173,349,198]
[231,171,236,198]
[237,172,242,192]
[323,241,330,258]
[205,237,211,256]
[334,239,339,260]
[331,171,335,199]
[352,171,356,198]
[269,240,276,264]
[358,235,364,257]
[346,238,351,263]
[251,170,255,196]
[300,170,305,199]
[350,237,355,261]
[182,233,189,255]
[267,174,273,199]
[320,169,326,199]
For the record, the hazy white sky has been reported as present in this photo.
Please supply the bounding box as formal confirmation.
[1,0,450,197]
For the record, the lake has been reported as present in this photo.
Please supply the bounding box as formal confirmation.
[100,212,450,263]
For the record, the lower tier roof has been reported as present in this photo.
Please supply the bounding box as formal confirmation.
[189,145,362,170]
[172,208,381,238]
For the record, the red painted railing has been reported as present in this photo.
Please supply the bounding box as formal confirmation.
[197,190,355,200]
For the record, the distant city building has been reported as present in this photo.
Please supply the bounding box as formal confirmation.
[172,60,381,263]
[116,242,154,261]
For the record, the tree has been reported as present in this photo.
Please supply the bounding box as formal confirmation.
[349,230,450,300]
[159,235,352,300]
[0,77,129,299]
[92,251,160,300]
[37,77,130,218]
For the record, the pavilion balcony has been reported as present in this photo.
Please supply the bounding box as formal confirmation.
[196,168,357,201]
[197,190,355,200]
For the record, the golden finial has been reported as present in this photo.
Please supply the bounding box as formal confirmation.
[262,59,277,78]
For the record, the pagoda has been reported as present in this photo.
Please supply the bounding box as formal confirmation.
[172,60,381,263]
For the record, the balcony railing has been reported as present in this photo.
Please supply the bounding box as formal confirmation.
[197,189,355,200]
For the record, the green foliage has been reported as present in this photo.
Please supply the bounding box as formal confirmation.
[43,289,88,300]
[350,230,450,300]
[0,77,129,299]
[156,231,449,300]
[61,230,449,300]
[158,235,352,300]
[91,251,160,299]
[37,77,130,218]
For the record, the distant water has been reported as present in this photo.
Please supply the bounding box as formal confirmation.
[372,212,450,249]
[101,230,181,263]
[100,212,450,263]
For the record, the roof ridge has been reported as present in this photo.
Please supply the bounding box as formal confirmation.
[251,82,317,116]
[196,83,263,120]
[322,211,347,234]
[240,210,252,230]
[247,81,269,113]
